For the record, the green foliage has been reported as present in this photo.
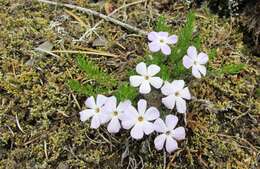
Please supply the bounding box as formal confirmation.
[68,56,117,96]
[217,63,246,75]
[77,56,117,87]
[192,35,201,50]
[160,65,171,81]
[146,52,165,66]
[256,88,260,97]
[170,11,196,78]
[170,12,195,63]
[155,15,171,32]
[68,79,110,96]
[115,83,138,102]
[208,48,217,61]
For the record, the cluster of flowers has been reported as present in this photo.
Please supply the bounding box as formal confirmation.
[79,31,209,153]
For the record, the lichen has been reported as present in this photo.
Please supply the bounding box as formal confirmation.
[0,0,259,168]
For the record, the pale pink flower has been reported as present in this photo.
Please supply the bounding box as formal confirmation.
[183,46,209,78]
[121,99,160,140]
[79,94,109,129]
[161,80,191,113]
[103,96,132,133]
[154,115,185,153]
[130,62,163,94]
[148,31,178,55]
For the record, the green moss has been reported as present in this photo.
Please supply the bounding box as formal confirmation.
[0,0,258,168]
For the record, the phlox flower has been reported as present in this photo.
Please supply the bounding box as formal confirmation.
[154,115,186,153]
[148,31,178,55]
[103,96,131,133]
[79,94,109,129]
[121,99,160,140]
[130,62,163,94]
[161,80,191,113]
[183,46,209,78]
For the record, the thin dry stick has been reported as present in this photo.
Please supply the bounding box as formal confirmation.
[44,140,48,159]
[52,50,119,58]
[15,114,25,134]
[64,9,88,28]
[79,0,145,40]
[37,0,147,36]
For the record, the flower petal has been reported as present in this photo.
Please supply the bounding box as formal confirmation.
[143,121,155,135]
[130,75,144,87]
[104,96,117,112]
[119,105,139,121]
[99,112,111,124]
[130,124,144,140]
[148,31,158,41]
[187,46,197,59]
[149,77,163,89]
[180,87,191,100]
[137,99,147,115]
[120,106,138,128]
[96,94,108,107]
[154,118,167,133]
[161,81,174,96]
[85,96,96,109]
[136,62,147,76]
[144,107,160,121]
[171,80,185,90]
[197,65,206,76]
[166,137,178,153]
[147,64,160,76]
[162,95,176,110]
[107,118,121,133]
[149,42,160,52]
[192,66,202,78]
[167,35,178,44]
[176,97,186,113]
[161,44,171,55]
[183,55,193,69]
[90,115,101,129]
[197,52,208,64]
[117,100,132,112]
[79,109,94,122]
[121,119,135,129]
[139,80,151,94]
[158,32,169,37]
[154,134,166,151]
[173,127,186,140]
[165,115,178,130]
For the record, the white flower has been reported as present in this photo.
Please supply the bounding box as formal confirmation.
[79,94,109,129]
[121,99,160,140]
[183,46,209,78]
[129,62,163,94]
[154,115,186,153]
[103,96,132,133]
[148,31,178,55]
[161,80,191,113]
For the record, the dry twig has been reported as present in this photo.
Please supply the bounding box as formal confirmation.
[37,0,147,36]
[78,0,145,40]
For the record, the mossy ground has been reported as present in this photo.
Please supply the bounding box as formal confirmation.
[0,0,259,168]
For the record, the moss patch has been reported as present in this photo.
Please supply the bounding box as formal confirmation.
[0,0,259,168]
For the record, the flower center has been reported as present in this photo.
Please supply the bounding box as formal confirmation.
[166,131,171,135]
[193,61,198,65]
[175,91,180,97]
[144,76,149,80]
[159,39,164,43]
[112,111,118,116]
[138,116,144,122]
[95,108,100,113]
